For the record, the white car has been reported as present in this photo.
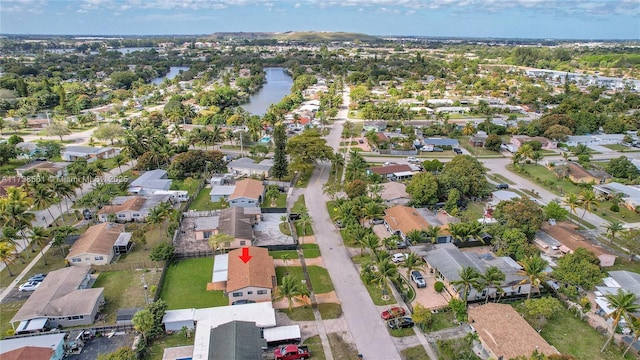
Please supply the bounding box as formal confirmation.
[392,253,409,263]
[19,281,41,292]
[406,157,419,163]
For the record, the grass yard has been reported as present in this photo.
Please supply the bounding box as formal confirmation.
[303,335,326,360]
[364,281,396,306]
[426,310,458,332]
[295,169,314,188]
[328,333,360,360]
[0,246,68,288]
[276,266,305,285]
[389,327,415,337]
[0,301,25,338]
[119,224,172,263]
[0,159,27,176]
[292,195,308,213]
[401,345,429,360]
[302,244,321,258]
[171,178,203,196]
[270,250,298,260]
[602,144,640,152]
[279,222,292,236]
[508,163,584,195]
[318,303,342,319]
[279,306,315,321]
[606,258,640,273]
[538,307,631,359]
[487,172,515,185]
[147,333,194,360]
[159,258,228,309]
[92,269,162,324]
[189,187,228,211]
[307,266,334,294]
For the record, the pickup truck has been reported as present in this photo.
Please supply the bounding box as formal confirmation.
[274,345,310,360]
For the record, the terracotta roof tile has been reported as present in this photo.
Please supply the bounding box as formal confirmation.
[383,205,431,235]
[229,179,264,201]
[97,196,146,215]
[66,223,125,258]
[226,247,275,292]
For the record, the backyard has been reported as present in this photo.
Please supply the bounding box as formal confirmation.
[159,257,228,309]
[189,186,228,211]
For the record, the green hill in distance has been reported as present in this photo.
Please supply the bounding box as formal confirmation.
[207,31,379,42]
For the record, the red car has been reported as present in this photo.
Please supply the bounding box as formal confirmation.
[381,307,406,320]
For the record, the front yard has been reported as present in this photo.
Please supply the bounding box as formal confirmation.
[159,257,228,309]
[275,265,334,294]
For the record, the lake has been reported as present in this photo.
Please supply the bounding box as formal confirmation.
[241,67,293,116]
[152,66,190,85]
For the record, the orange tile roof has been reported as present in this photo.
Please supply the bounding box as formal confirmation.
[369,164,412,175]
[0,177,23,197]
[97,196,146,215]
[66,223,125,258]
[468,303,558,359]
[229,179,264,201]
[383,205,431,235]
[0,346,54,360]
[226,247,275,292]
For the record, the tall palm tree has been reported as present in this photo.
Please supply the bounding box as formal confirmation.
[51,181,75,225]
[406,229,426,245]
[362,202,384,227]
[603,220,625,243]
[31,185,58,226]
[623,316,640,356]
[0,242,18,276]
[601,290,640,352]
[113,153,127,174]
[579,190,598,219]
[462,122,476,136]
[51,225,77,257]
[297,212,312,237]
[375,259,399,295]
[451,266,481,305]
[424,225,441,244]
[30,226,50,266]
[403,253,423,280]
[362,233,380,254]
[479,266,506,303]
[563,193,581,216]
[278,275,309,311]
[517,255,549,299]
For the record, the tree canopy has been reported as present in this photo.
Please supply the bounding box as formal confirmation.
[438,155,490,198]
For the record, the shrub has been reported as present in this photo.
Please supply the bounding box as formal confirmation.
[149,241,175,261]
[610,204,620,212]
[434,281,444,292]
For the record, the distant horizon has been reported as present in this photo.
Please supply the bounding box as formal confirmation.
[2,0,639,40]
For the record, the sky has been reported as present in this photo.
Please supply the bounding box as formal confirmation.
[1,0,639,40]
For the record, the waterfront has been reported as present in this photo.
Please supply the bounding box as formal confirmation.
[240,67,293,116]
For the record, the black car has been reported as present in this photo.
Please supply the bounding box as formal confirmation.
[388,317,414,329]
[496,183,509,190]
[453,148,463,154]
[232,299,256,305]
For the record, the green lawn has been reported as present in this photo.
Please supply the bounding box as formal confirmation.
[159,258,228,309]
[270,250,298,260]
[605,258,640,273]
[487,172,515,185]
[302,244,321,258]
[508,163,583,195]
[0,301,25,338]
[537,306,632,359]
[459,136,504,157]
[602,144,640,152]
[295,169,314,188]
[147,333,194,360]
[364,281,396,306]
[328,333,360,360]
[120,223,172,263]
[318,303,342,319]
[292,195,308,213]
[93,269,162,324]
[425,310,458,332]
[307,266,334,294]
[303,335,326,360]
[171,178,203,196]
[401,345,429,360]
[0,159,27,176]
[279,306,315,321]
[0,246,68,288]
[389,326,415,337]
[276,266,305,285]
[189,187,228,211]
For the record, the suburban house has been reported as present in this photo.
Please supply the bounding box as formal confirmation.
[468,303,559,359]
[128,169,172,195]
[537,222,615,265]
[11,267,105,330]
[0,177,23,198]
[210,185,236,202]
[66,223,131,266]
[193,216,220,241]
[383,205,452,243]
[228,179,264,208]
[595,271,640,323]
[510,135,558,150]
[226,247,276,304]
[421,137,460,148]
[593,182,640,210]
[565,162,611,184]
[208,321,267,360]
[0,333,65,360]
[227,157,274,178]
[96,195,171,222]
[367,164,415,181]
[424,243,531,302]
[194,207,258,248]
[565,134,626,147]
[61,145,120,162]
[379,182,411,206]
[469,136,486,147]
[15,161,70,178]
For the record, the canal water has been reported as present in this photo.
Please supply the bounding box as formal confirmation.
[152,66,190,85]
[241,67,293,116]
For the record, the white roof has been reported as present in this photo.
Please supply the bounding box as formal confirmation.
[212,254,229,283]
[191,302,276,360]
[393,171,414,177]
[263,325,301,343]
[210,186,236,196]
[0,333,65,354]
[162,308,196,324]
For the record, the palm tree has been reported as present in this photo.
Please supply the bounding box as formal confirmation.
[623,316,640,356]
[424,225,441,244]
[278,275,309,311]
[603,220,625,243]
[601,290,640,352]
[406,229,425,245]
[403,253,423,280]
[0,242,18,276]
[51,181,75,225]
[479,266,505,303]
[563,193,581,216]
[462,122,476,136]
[362,233,380,254]
[579,190,598,219]
[517,255,549,299]
[30,226,50,266]
[374,259,399,296]
[362,202,384,227]
[31,185,58,226]
[113,153,127,174]
[297,212,312,237]
[451,266,481,305]
[530,151,543,165]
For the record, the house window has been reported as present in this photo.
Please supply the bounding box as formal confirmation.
[118,214,126,218]
[518,286,522,293]
[247,291,253,295]
[240,241,246,246]
[232,292,243,297]
[132,213,139,217]
[68,315,84,321]
[224,242,230,247]
[95,256,104,260]
[257,290,268,295]
[72,258,81,263]
[203,231,212,239]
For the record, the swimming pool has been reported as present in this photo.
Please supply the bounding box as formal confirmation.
[259,136,272,143]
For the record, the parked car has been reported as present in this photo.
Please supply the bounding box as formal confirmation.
[232,299,256,305]
[388,317,414,329]
[453,148,463,154]
[384,161,398,166]
[391,253,408,263]
[381,307,406,320]
[19,281,41,292]
[411,270,426,288]
[432,147,444,152]
[496,183,509,190]
[28,273,47,283]
[274,345,310,360]
[406,156,419,163]
[358,139,364,144]
[371,218,384,225]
